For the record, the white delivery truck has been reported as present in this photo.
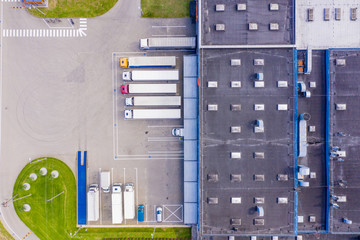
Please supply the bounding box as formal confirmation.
[112,183,123,224]
[100,171,110,193]
[120,56,176,68]
[125,109,181,119]
[140,37,196,49]
[125,96,181,106]
[124,183,135,219]
[120,84,177,94]
[122,70,179,81]
[87,184,99,222]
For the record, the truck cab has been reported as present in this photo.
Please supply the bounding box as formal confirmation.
[120,58,129,68]
[122,72,131,80]
[138,205,144,222]
[125,110,133,119]
[125,97,134,106]
[120,85,129,94]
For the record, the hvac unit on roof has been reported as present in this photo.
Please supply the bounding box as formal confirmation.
[254,174,265,181]
[335,59,346,66]
[215,4,225,12]
[237,3,246,11]
[277,174,288,181]
[230,126,241,133]
[207,173,219,182]
[230,218,241,225]
[277,104,288,111]
[208,104,218,111]
[254,104,265,111]
[231,152,241,159]
[230,104,241,111]
[231,197,241,204]
[254,59,265,65]
[254,197,265,204]
[277,81,288,88]
[324,8,330,21]
[231,81,241,88]
[248,23,258,31]
[254,81,265,88]
[254,119,264,133]
[256,206,264,217]
[253,152,264,159]
[207,81,218,88]
[308,8,314,21]
[254,218,265,226]
[269,23,279,31]
[269,3,279,11]
[207,197,218,204]
[215,24,225,31]
[309,216,316,223]
[335,8,341,20]
[231,59,241,66]
[277,197,288,204]
[335,103,346,110]
[351,8,357,21]
[230,174,242,182]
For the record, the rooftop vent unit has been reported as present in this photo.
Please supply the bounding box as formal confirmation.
[231,152,241,159]
[343,218,353,224]
[230,174,242,182]
[309,216,316,223]
[254,218,265,226]
[231,59,241,66]
[254,59,264,65]
[230,218,241,225]
[308,8,314,21]
[335,103,346,110]
[309,81,316,88]
[277,174,288,181]
[248,23,258,31]
[208,81,218,88]
[254,104,265,111]
[231,126,241,133]
[251,237,257,240]
[207,173,219,182]
[272,237,279,240]
[336,59,346,66]
[269,23,279,31]
[215,24,225,31]
[254,81,264,88]
[208,104,218,111]
[254,197,265,204]
[277,81,288,88]
[231,197,242,204]
[207,197,218,204]
[256,206,264,217]
[324,8,330,21]
[254,152,265,159]
[351,8,357,21]
[231,81,241,88]
[254,119,264,133]
[299,180,310,187]
[215,4,225,12]
[254,174,265,181]
[277,104,288,111]
[237,3,246,11]
[335,8,341,20]
[255,73,264,80]
[231,104,241,111]
[277,197,288,204]
[269,3,279,11]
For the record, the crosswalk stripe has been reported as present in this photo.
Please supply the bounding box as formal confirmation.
[3,28,87,38]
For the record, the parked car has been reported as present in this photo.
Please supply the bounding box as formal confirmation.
[138,204,144,222]
[171,128,184,137]
[156,206,163,222]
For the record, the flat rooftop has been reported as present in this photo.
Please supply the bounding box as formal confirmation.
[328,50,360,233]
[296,0,360,49]
[200,0,294,46]
[200,48,295,235]
[296,50,327,232]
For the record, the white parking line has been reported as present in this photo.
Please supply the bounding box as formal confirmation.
[99,168,102,225]
[135,167,138,224]
[152,34,186,37]
[152,25,186,28]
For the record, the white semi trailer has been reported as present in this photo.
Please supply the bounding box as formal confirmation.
[120,56,176,68]
[112,184,123,224]
[87,184,99,222]
[122,70,179,81]
[120,84,177,94]
[125,96,181,106]
[124,183,135,220]
[125,109,181,119]
[140,37,196,49]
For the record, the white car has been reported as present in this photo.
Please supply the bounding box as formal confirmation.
[171,128,184,137]
[156,206,163,222]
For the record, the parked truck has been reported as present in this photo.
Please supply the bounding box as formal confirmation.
[139,37,196,50]
[124,183,135,219]
[112,183,123,224]
[120,56,176,68]
[122,70,179,81]
[125,109,181,119]
[87,184,99,222]
[125,96,181,106]
[120,84,177,94]
[100,171,110,193]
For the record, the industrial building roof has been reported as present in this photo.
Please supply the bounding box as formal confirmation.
[200,48,295,235]
[200,0,294,46]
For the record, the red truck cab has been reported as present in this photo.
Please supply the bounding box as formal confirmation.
[120,85,129,94]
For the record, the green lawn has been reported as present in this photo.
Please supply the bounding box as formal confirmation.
[28,0,118,18]
[141,0,191,18]
[13,157,191,239]
[0,220,14,240]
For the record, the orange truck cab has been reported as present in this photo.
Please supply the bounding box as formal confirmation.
[120,58,129,68]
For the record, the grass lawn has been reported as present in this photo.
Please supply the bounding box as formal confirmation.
[0,221,14,240]
[141,0,191,18]
[28,0,118,18]
[13,157,191,239]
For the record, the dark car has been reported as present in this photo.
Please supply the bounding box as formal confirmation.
[70,19,74,25]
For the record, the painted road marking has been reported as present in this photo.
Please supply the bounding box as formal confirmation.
[3,26,87,38]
